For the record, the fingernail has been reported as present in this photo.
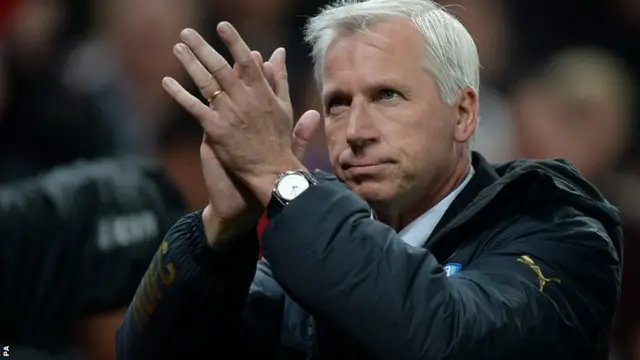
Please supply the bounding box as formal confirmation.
[162,77,174,89]
[277,48,287,63]
[173,44,186,55]
[218,22,231,34]
[180,28,196,41]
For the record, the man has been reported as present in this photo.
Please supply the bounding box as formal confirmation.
[116,0,622,359]
[0,156,186,359]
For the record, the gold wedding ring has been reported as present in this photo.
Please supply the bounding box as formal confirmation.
[207,89,223,104]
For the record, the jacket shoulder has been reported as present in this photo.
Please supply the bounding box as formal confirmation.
[496,205,620,345]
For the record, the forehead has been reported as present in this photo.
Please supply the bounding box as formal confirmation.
[322,19,427,93]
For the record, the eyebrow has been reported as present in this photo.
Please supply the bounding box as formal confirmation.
[322,88,349,105]
[323,79,410,102]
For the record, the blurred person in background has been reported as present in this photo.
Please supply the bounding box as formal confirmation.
[61,0,215,211]
[62,0,199,157]
[611,0,640,168]
[512,47,636,197]
[6,0,64,69]
[0,157,187,360]
[438,0,517,163]
[0,2,190,359]
[0,56,116,182]
[0,0,118,183]
[511,47,640,360]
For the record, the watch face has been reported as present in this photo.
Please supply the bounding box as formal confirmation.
[276,173,311,201]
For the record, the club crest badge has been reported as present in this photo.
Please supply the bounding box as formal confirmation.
[443,263,462,277]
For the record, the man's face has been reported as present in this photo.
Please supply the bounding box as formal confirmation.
[513,79,629,180]
[322,20,475,210]
[109,0,191,87]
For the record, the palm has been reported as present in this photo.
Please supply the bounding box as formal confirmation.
[166,41,321,243]
[200,109,320,224]
[201,139,250,221]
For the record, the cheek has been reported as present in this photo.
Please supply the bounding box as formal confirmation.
[325,123,343,155]
[378,116,432,157]
[324,131,345,171]
[387,127,446,183]
[395,140,428,181]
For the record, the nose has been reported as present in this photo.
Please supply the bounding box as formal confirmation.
[346,101,379,152]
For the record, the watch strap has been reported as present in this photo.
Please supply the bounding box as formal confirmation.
[266,170,316,219]
[266,193,284,219]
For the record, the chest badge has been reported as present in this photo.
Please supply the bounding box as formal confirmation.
[443,263,462,276]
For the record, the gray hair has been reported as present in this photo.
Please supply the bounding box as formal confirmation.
[303,0,480,105]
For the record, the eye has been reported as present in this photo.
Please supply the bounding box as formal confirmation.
[375,89,402,102]
[326,96,349,115]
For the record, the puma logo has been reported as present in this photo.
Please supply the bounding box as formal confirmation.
[517,255,561,292]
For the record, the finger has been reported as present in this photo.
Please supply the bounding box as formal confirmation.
[262,62,277,92]
[233,50,262,72]
[173,43,221,100]
[234,51,270,86]
[179,28,238,94]
[269,47,290,102]
[162,76,218,134]
[216,22,265,86]
[246,51,265,82]
[251,51,263,67]
[291,110,322,160]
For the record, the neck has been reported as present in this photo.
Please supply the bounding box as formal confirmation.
[377,151,471,231]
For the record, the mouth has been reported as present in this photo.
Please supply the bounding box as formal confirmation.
[343,162,392,177]
[345,163,385,169]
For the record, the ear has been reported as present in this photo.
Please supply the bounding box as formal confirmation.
[453,87,479,143]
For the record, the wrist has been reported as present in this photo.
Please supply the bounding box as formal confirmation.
[244,155,307,207]
[202,205,258,250]
[202,206,226,250]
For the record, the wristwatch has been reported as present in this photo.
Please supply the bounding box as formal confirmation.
[273,170,317,205]
[267,170,317,217]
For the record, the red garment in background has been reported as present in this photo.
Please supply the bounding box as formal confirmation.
[0,0,19,36]
[257,214,268,259]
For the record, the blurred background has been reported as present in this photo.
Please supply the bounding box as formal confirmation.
[0,0,638,359]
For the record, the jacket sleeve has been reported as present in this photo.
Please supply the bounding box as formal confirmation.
[0,157,187,347]
[261,179,621,359]
[116,211,286,359]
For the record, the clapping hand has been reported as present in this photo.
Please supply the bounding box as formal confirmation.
[163,24,320,247]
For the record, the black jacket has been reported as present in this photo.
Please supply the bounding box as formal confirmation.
[116,153,622,359]
[0,157,187,357]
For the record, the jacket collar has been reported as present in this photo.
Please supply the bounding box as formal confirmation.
[426,152,500,259]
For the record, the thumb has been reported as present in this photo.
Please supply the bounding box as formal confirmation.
[291,110,321,160]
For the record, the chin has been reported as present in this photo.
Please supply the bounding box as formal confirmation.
[349,180,398,205]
